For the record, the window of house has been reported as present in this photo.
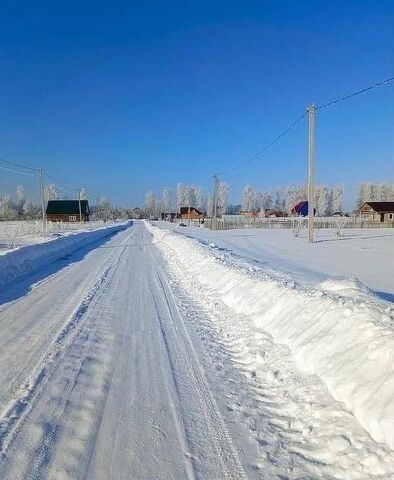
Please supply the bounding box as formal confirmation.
[69,215,77,221]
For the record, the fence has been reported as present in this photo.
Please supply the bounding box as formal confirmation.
[204,217,394,231]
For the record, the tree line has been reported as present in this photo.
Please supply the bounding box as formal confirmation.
[0,184,129,221]
[144,181,394,218]
[1,181,393,220]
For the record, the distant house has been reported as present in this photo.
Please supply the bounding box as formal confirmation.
[239,210,260,218]
[291,201,308,216]
[264,209,287,218]
[130,207,143,219]
[161,212,177,221]
[358,201,394,222]
[46,200,90,222]
[291,201,316,217]
[179,207,204,220]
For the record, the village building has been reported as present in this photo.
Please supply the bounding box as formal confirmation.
[161,212,177,221]
[263,209,287,218]
[179,207,204,220]
[130,207,143,219]
[239,210,260,218]
[358,201,394,222]
[46,200,90,222]
[291,200,309,216]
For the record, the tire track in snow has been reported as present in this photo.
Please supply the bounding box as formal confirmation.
[0,227,136,459]
[150,248,248,480]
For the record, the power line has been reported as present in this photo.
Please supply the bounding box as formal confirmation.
[0,157,38,172]
[317,76,394,110]
[45,173,79,193]
[208,76,394,180]
[217,111,307,176]
[0,164,36,176]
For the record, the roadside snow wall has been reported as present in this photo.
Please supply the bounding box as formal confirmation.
[0,223,129,289]
[147,222,394,450]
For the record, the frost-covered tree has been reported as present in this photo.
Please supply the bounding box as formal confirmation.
[192,185,204,210]
[260,192,272,211]
[23,200,39,219]
[285,185,300,213]
[218,182,229,216]
[206,194,214,217]
[15,185,26,216]
[0,194,17,219]
[331,184,344,213]
[79,187,88,200]
[44,184,60,202]
[273,186,286,210]
[161,187,172,213]
[356,182,394,209]
[241,184,257,211]
[176,183,187,210]
[376,183,394,202]
[315,185,329,216]
[98,196,111,220]
[144,191,156,217]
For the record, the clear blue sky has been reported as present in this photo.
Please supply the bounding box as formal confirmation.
[1,0,393,207]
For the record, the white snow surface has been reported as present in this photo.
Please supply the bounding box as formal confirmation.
[1,220,393,479]
[0,220,127,255]
[154,222,394,302]
[148,222,394,456]
[0,221,130,289]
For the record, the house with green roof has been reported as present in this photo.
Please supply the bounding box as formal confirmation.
[46,200,90,222]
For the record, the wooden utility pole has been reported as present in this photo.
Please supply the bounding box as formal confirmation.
[39,166,46,231]
[212,174,219,230]
[78,189,82,222]
[307,103,316,243]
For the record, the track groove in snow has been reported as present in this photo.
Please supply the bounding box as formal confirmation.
[151,257,247,479]
[147,221,394,479]
[0,223,256,479]
[1,221,392,479]
[0,228,137,460]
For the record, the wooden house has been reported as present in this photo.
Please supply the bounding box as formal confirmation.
[179,207,204,220]
[358,202,394,222]
[46,200,90,222]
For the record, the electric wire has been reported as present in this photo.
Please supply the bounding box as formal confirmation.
[0,158,38,172]
[217,111,307,176]
[0,164,36,176]
[316,76,394,110]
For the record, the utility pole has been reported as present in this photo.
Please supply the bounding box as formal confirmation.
[307,103,316,243]
[212,174,219,230]
[39,166,46,231]
[78,189,82,222]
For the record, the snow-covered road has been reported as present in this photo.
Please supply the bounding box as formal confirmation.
[0,221,393,480]
[0,222,247,480]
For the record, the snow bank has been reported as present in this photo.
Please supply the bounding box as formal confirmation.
[147,222,394,450]
[0,222,130,289]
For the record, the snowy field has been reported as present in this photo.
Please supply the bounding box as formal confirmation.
[0,220,393,479]
[0,220,127,255]
[154,221,394,302]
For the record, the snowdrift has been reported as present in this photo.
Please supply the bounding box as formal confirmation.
[147,222,394,450]
[0,222,129,289]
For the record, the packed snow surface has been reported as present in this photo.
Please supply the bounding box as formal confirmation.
[148,223,394,464]
[0,220,126,255]
[0,220,393,479]
[0,221,129,289]
[154,222,394,302]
